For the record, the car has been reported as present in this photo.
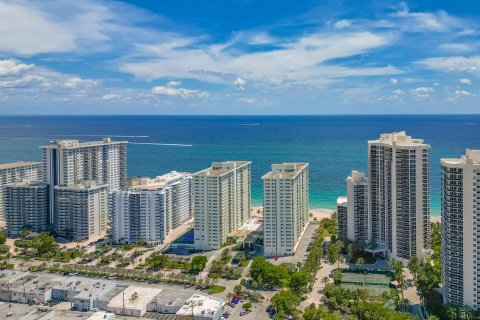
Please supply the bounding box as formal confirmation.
[240,310,250,316]
[220,317,225,320]
[230,303,236,308]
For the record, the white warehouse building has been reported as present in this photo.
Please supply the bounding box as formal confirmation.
[110,172,192,244]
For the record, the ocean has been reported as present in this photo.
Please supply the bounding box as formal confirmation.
[1,115,479,216]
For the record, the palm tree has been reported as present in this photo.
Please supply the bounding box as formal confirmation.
[356,258,365,284]
[426,315,440,320]
[446,307,458,320]
[459,306,473,320]
[321,276,329,287]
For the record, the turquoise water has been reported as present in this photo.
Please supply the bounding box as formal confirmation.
[1,115,480,216]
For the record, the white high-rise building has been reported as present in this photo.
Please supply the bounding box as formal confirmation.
[54,182,108,241]
[110,172,192,245]
[336,197,348,241]
[4,182,49,236]
[193,161,251,251]
[0,162,42,223]
[346,171,369,242]
[368,131,430,264]
[441,150,480,309]
[42,138,127,224]
[262,163,309,257]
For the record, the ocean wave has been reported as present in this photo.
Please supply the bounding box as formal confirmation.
[129,142,193,147]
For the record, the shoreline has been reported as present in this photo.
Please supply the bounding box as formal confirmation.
[251,206,441,223]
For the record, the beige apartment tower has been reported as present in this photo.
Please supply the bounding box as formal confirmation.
[368,131,430,265]
[263,163,309,257]
[193,161,251,251]
[441,150,480,309]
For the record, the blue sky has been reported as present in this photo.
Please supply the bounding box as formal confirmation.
[0,0,479,115]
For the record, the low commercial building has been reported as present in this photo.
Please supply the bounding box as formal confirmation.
[54,182,109,241]
[147,289,192,314]
[4,181,49,236]
[176,294,225,320]
[6,274,64,304]
[107,286,162,317]
[52,277,116,312]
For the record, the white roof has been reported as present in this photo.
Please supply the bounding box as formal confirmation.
[176,294,225,317]
[337,197,348,206]
[107,286,162,310]
[87,311,115,320]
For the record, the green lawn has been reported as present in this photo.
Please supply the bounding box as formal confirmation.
[239,259,251,268]
[208,285,226,294]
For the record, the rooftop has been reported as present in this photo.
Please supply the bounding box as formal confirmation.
[126,171,191,191]
[369,131,428,147]
[87,311,115,320]
[347,170,368,184]
[176,294,225,317]
[441,149,480,166]
[41,138,127,149]
[262,163,308,180]
[154,289,192,307]
[107,286,162,310]
[0,161,40,171]
[54,181,109,191]
[337,197,348,206]
[55,277,116,299]
[193,161,251,177]
[0,270,29,285]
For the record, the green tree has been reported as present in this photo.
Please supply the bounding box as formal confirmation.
[271,289,300,319]
[446,307,458,320]
[147,254,168,270]
[426,315,440,320]
[0,232,6,245]
[243,302,252,312]
[30,232,58,257]
[289,271,310,295]
[190,255,208,273]
[459,306,473,320]
[408,256,420,284]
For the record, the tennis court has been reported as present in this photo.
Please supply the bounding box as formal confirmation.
[340,283,389,295]
[341,272,391,285]
[339,271,392,295]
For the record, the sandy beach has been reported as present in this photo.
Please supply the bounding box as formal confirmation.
[251,206,335,221]
[252,206,441,223]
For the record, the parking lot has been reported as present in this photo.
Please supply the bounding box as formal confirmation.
[269,222,320,265]
[143,312,176,320]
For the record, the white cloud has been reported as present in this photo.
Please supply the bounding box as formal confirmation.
[417,56,480,73]
[166,81,182,87]
[333,19,352,30]
[411,87,433,99]
[65,77,97,89]
[393,2,461,33]
[238,98,256,104]
[455,90,471,96]
[393,89,404,95]
[459,29,476,36]
[390,78,398,85]
[234,77,247,89]
[118,31,398,86]
[101,94,120,100]
[459,78,472,85]
[152,85,209,98]
[0,60,34,76]
[439,43,473,53]
[0,75,45,88]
